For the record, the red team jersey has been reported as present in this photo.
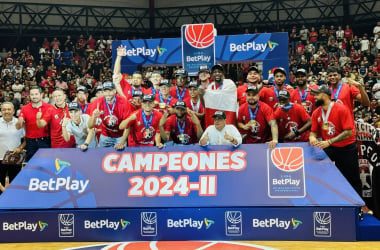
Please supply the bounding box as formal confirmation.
[89,95,131,138]
[260,85,294,110]
[184,97,205,129]
[164,115,199,145]
[20,102,52,139]
[41,105,76,148]
[237,84,260,105]
[330,83,359,114]
[128,109,163,147]
[273,103,311,142]
[237,101,274,144]
[170,86,190,101]
[311,101,356,147]
[291,85,318,116]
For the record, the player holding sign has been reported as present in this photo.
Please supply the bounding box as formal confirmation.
[120,94,164,148]
[159,101,203,146]
[36,88,76,148]
[88,81,131,149]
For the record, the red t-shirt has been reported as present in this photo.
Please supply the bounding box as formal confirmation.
[184,97,205,130]
[273,103,311,142]
[309,31,318,42]
[237,101,274,144]
[20,102,52,139]
[329,83,359,114]
[311,102,356,147]
[291,85,318,116]
[164,115,199,145]
[79,102,91,115]
[344,29,353,40]
[259,85,294,110]
[89,95,131,138]
[170,86,190,101]
[128,110,163,147]
[41,105,76,148]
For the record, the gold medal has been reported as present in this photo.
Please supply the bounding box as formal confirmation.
[248,120,257,126]
[322,123,329,130]
[178,134,185,141]
[302,102,307,109]
[159,103,166,109]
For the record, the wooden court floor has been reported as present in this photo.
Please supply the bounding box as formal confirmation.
[1,241,380,250]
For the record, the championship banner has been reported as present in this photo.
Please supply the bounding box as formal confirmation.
[181,23,216,76]
[0,143,363,209]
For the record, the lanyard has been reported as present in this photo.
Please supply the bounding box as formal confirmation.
[142,110,154,129]
[104,96,116,116]
[298,87,308,102]
[159,93,172,104]
[248,103,260,120]
[330,83,342,100]
[176,87,187,100]
[177,119,186,135]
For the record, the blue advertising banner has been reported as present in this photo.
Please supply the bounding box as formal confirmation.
[181,23,216,76]
[112,32,289,80]
[0,143,363,209]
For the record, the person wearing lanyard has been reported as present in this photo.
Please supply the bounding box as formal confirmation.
[119,94,164,148]
[0,102,25,192]
[326,66,370,115]
[291,68,317,116]
[274,89,311,142]
[159,101,203,146]
[155,79,177,115]
[76,86,91,115]
[237,85,278,148]
[62,102,96,150]
[170,69,190,101]
[259,67,294,110]
[309,85,362,203]
[88,81,131,149]
[185,81,205,129]
[199,110,242,147]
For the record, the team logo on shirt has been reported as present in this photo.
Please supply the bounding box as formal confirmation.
[104,115,118,129]
[285,121,300,139]
[142,127,155,139]
[325,122,335,136]
[177,134,190,144]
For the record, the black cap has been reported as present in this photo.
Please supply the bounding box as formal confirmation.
[311,85,332,96]
[77,86,88,93]
[68,102,81,111]
[103,81,115,90]
[159,79,170,86]
[198,65,210,73]
[246,85,260,94]
[212,110,226,119]
[273,67,287,76]
[248,65,260,73]
[296,68,307,76]
[175,69,188,77]
[142,94,155,102]
[188,81,199,89]
[278,90,290,99]
[132,90,144,97]
[174,101,186,109]
[96,85,103,91]
[211,64,224,73]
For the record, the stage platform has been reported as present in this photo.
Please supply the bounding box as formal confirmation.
[0,143,369,242]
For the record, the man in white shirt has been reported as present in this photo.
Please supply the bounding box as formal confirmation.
[199,110,242,147]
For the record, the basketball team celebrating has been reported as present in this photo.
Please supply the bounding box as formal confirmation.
[14,45,371,211]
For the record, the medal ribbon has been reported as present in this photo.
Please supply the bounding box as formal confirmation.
[248,103,260,120]
[142,110,154,129]
[191,98,201,112]
[281,102,294,111]
[81,103,88,114]
[177,119,186,135]
[330,82,342,101]
[159,93,172,104]
[176,87,187,100]
[321,101,334,125]
[298,87,308,102]
[104,96,116,116]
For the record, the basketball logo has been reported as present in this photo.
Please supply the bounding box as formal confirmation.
[271,147,304,172]
[185,24,215,49]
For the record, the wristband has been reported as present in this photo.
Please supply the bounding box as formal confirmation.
[84,143,89,146]
[294,130,300,136]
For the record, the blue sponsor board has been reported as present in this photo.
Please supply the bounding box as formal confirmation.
[0,207,358,242]
[112,32,288,80]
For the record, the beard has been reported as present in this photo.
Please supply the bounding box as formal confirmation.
[176,113,186,119]
[248,100,258,106]
[315,99,325,107]
[297,81,306,86]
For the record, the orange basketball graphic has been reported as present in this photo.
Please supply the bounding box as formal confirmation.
[185,24,215,48]
[271,147,304,172]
